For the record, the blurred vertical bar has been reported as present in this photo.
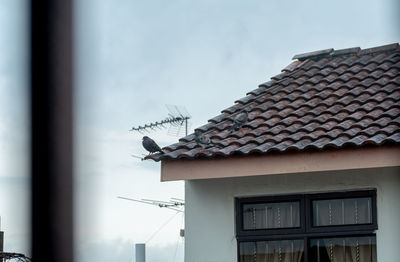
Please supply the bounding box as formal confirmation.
[30,0,74,261]
[0,231,3,252]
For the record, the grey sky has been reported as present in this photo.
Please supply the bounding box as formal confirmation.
[0,0,29,257]
[0,0,399,261]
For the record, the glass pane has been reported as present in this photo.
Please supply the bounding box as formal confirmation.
[310,236,376,262]
[240,239,304,262]
[313,197,372,226]
[243,201,300,230]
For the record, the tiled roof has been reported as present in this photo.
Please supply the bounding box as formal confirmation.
[149,43,400,161]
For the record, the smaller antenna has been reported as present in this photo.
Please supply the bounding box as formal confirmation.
[118,196,184,212]
[131,154,145,161]
[171,197,184,202]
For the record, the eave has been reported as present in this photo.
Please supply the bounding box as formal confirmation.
[161,145,400,181]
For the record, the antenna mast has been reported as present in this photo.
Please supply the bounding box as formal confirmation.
[130,105,191,136]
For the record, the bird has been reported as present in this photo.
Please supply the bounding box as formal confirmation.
[194,130,218,148]
[229,110,248,133]
[142,136,164,155]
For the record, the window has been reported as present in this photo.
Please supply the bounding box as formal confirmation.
[235,190,377,262]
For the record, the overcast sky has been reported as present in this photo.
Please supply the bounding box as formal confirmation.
[0,0,399,261]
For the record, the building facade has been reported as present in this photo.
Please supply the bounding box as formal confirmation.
[149,43,400,262]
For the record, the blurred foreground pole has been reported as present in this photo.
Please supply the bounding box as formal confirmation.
[0,231,3,252]
[31,0,74,261]
[136,243,146,262]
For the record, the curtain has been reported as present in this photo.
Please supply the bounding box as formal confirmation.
[240,240,303,262]
[240,242,255,262]
[313,198,371,227]
[243,202,300,230]
[320,236,376,262]
[344,237,376,262]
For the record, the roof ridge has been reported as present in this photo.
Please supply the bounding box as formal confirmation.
[359,43,400,55]
[292,48,333,61]
[292,43,400,61]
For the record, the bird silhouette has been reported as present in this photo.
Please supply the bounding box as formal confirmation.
[142,136,164,155]
[229,110,248,133]
[194,130,218,148]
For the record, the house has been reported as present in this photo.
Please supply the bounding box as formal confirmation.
[148,43,400,262]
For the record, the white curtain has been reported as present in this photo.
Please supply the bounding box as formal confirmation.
[321,236,376,262]
[313,198,371,227]
[240,240,303,262]
[243,202,300,230]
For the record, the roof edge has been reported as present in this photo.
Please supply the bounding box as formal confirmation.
[292,48,333,61]
[360,43,400,55]
[331,47,361,57]
[258,80,274,88]
[292,43,400,61]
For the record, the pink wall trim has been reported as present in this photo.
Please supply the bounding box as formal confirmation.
[161,146,400,181]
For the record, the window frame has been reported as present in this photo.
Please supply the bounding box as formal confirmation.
[236,194,306,237]
[235,189,378,262]
[305,189,377,233]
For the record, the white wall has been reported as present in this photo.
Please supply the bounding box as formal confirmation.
[184,167,400,262]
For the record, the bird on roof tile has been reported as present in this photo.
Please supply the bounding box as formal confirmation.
[142,136,164,155]
[229,110,248,133]
[194,130,219,148]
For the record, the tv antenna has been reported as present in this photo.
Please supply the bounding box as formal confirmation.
[130,104,191,137]
[117,196,185,213]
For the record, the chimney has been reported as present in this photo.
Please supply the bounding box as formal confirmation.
[135,243,145,262]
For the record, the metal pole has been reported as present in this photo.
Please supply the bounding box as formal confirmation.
[185,118,188,136]
[0,216,3,252]
[0,231,3,252]
[135,243,145,262]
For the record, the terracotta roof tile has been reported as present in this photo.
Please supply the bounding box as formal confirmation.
[147,43,400,161]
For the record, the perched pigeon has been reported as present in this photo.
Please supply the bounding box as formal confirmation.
[142,136,164,154]
[194,130,218,148]
[229,110,248,133]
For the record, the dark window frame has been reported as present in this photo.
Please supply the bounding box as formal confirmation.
[236,194,306,237]
[305,190,377,233]
[235,189,377,262]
